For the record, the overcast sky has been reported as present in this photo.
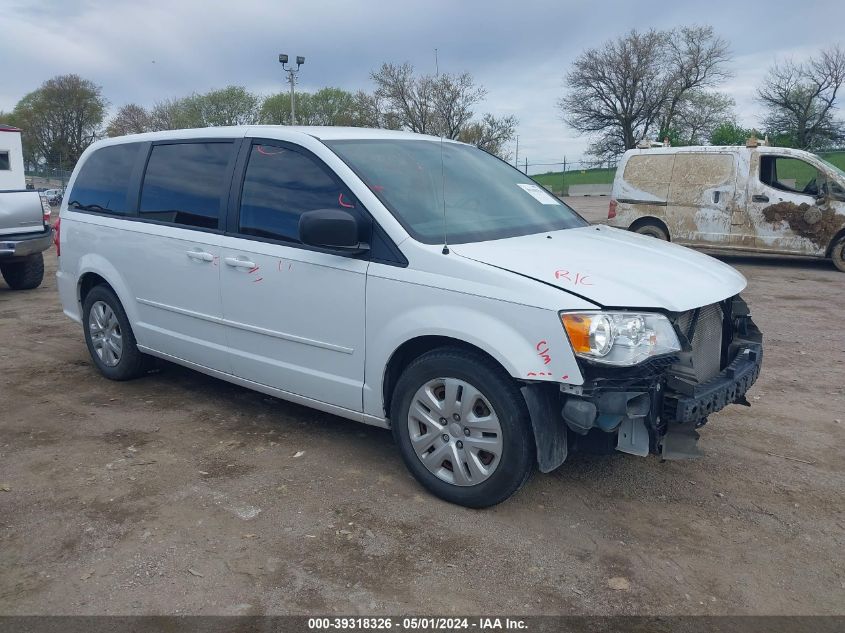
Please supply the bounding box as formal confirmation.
[1,0,843,170]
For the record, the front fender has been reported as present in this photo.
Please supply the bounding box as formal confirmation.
[363,275,583,418]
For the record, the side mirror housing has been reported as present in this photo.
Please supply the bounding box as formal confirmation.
[299,209,368,254]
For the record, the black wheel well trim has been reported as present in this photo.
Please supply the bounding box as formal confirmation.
[78,272,113,305]
[382,335,513,419]
[629,216,670,239]
[826,227,845,257]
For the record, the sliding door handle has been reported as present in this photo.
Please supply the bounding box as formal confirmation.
[224,256,257,269]
[186,250,214,262]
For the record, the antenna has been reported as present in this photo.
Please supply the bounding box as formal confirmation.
[440,135,449,255]
[435,48,439,76]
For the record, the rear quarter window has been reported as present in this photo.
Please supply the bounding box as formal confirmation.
[67,143,142,215]
[622,154,674,200]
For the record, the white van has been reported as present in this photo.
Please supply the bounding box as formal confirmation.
[607,144,845,271]
[57,127,762,507]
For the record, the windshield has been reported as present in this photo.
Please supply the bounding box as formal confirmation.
[817,154,845,182]
[324,139,587,244]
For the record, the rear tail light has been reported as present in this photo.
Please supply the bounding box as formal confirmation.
[40,195,52,225]
[53,217,61,257]
[608,199,618,219]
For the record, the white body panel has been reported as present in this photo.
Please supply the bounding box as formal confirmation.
[0,128,26,191]
[58,126,747,428]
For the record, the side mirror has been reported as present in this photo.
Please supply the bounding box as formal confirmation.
[299,209,369,254]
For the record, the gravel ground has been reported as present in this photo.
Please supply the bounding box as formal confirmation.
[1,205,843,615]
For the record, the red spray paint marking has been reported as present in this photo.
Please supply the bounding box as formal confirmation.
[561,374,569,380]
[252,277,264,283]
[535,340,551,365]
[248,265,260,274]
[256,145,283,156]
[554,270,593,286]
[527,371,552,377]
[278,260,293,272]
[212,255,219,267]
[368,184,384,192]
[338,193,355,208]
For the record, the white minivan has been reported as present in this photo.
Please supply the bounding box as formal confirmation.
[57,127,763,507]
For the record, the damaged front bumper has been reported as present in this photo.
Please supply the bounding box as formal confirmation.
[558,295,763,462]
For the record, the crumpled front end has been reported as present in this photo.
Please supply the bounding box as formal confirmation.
[559,295,762,459]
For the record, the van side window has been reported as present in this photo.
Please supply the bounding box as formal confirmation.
[67,143,141,215]
[238,143,355,243]
[0,151,9,170]
[139,142,232,229]
[759,156,821,196]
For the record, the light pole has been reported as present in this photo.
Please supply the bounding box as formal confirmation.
[279,54,305,125]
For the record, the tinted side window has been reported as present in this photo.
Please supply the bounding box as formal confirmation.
[238,143,354,243]
[68,143,140,215]
[139,142,232,229]
[0,151,9,171]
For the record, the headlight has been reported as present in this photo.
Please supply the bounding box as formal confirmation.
[560,311,681,366]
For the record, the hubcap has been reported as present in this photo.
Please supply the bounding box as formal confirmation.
[88,301,123,367]
[407,378,503,487]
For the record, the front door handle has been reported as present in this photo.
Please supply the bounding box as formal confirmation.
[186,249,214,262]
[752,194,769,203]
[224,256,257,269]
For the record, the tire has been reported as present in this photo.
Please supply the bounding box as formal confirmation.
[633,222,669,240]
[831,235,845,273]
[82,285,151,380]
[0,253,44,290]
[390,347,535,508]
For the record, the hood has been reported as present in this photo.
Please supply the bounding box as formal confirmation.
[451,225,746,312]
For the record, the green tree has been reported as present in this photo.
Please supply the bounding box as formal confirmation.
[709,121,754,145]
[11,74,107,169]
[186,86,260,127]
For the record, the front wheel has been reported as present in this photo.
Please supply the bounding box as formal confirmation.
[391,348,535,508]
[831,235,845,272]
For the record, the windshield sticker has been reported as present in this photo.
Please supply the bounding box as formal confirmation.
[516,183,560,205]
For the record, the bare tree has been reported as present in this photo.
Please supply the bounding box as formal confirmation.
[458,113,518,158]
[371,63,487,138]
[559,26,732,159]
[106,103,152,136]
[657,26,732,135]
[431,72,487,139]
[371,63,439,134]
[673,90,735,144]
[757,45,845,149]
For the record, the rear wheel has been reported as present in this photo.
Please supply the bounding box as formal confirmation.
[831,235,845,272]
[391,348,534,508]
[82,285,151,380]
[633,221,669,241]
[0,253,44,290]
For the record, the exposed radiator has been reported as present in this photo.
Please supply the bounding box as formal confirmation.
[676,303,723,382]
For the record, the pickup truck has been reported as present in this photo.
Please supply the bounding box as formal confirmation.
[0,124,53,290]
